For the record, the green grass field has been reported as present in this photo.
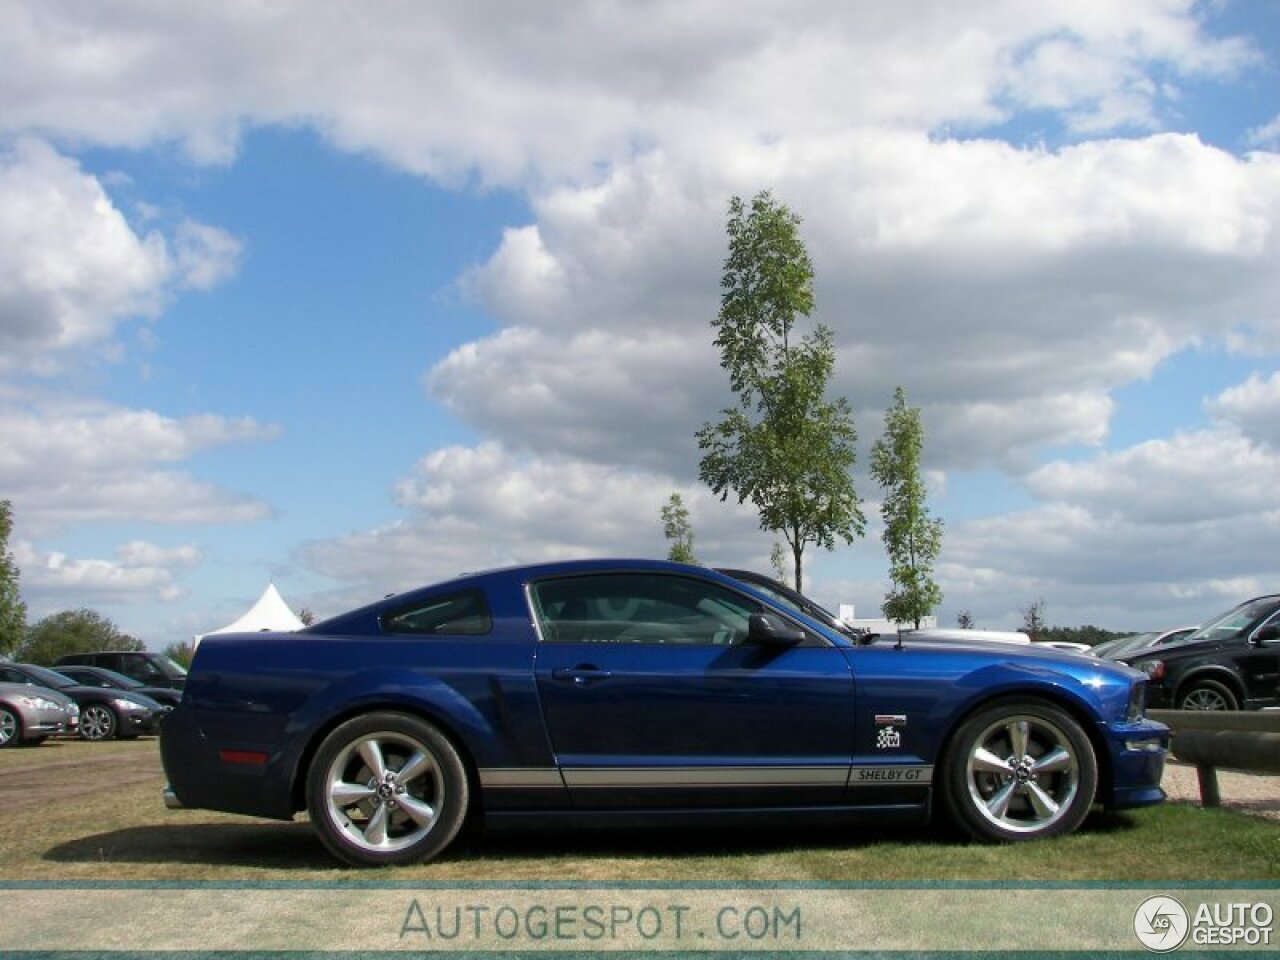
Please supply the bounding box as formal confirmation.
[2,737,1277,881]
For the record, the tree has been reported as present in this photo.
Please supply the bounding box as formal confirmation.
[298,607,317,627]
[871,387,944,628]
[769,542,790,586]
[163,640,194,669]
[18,609,143,665]
[0,500,26,658]
[660,493,698,564]
[957,610,975,629]
[1021,597,1047,642]
[696,191,864,592]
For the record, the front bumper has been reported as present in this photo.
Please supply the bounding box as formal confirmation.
[1102,718,1170,810]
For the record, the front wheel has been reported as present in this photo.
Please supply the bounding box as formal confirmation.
[1178,680,1237,711]
[0,706,20,748]
[79,704,118,741]
[942,699,1098,842]
[305,712,469,867]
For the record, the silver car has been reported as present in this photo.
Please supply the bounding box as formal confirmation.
[0,681,79,747]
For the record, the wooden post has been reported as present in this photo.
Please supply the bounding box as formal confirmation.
[1195,765,1221,807]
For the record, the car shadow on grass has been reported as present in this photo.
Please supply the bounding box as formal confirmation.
[43,820,334,870]
[41,809,1144,873]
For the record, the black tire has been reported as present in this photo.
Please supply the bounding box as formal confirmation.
[1177,679,1238,711]
[0,706,20,748]
[305,712,469,867]
[79,703,119,741]
[941,699,1098,842]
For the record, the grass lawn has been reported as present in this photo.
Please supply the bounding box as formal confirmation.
[2,737,1277,882]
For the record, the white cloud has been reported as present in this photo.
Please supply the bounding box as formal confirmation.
[1247,113,1280,149]
[302,442,768,599]
[0,2,1254,184]
[1208,371,1280,449]
[0,397,279,534]
[433,131,1280,474]
[15,539,202,609]
[0,138,242,370]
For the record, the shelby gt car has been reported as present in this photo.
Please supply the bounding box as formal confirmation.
[161,559,1168,866]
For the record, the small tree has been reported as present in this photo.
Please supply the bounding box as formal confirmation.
[1021,597,1047,642]
[769,542,790,586]
[957,610,975,629]
[0,500,26,657]
[697,191,864,592]
[871,387,943,629]
[19,609,143,665]
[297,607,317,627]
[162,640,195,669]
[660,493,698,564]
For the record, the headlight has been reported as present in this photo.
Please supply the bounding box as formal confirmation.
[67,702,80,715]
[110,697,143,711]
[17,696,58,711]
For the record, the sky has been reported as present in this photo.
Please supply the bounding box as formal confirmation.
[2,0,1279,647]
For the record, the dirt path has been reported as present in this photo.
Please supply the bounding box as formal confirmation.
[0,740,164,812]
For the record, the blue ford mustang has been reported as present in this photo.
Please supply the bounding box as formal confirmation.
[161,559,1168,866]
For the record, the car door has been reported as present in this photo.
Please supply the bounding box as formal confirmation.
[1239,611,1280,706]
[530,571,855,808]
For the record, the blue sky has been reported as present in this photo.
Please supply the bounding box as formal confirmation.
[2,1,1279,645]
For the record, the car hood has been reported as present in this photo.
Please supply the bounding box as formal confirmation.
[63,685,162,710]
[881,635,1146,679]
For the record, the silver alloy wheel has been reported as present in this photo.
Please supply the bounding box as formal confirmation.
[1179,686,1231,710]
[80,704,116,741]
[321,730,443,855]
[964,714,1080,835]
[0,708,16,746]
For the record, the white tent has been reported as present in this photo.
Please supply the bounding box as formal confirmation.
[195,582,304,647]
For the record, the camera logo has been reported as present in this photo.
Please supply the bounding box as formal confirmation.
[1134,895,1190,953]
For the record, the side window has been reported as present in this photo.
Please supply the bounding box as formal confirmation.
[532,573,760,645]
[382,590,492,636]
[128,656,163,681]
[99,654,123,673]
[0,668,27,684]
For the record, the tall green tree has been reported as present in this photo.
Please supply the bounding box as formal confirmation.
[0,500,26,657]
[696,191,863,592]
[871,387,943,628]
[660,493,698,564]
[18,609,143,665]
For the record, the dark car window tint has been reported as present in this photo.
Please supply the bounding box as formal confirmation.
[126,656,163,680]
[382,590,492,636]
[532,573,760,645]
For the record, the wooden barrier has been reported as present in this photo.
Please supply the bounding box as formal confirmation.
[1147,709,1280,807]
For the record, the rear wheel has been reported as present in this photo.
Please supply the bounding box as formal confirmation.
[1178,679,1237,710]
[942,699,1097,842]
[0,706,20,748]
[79,704,118,741]
[305,712,469,867]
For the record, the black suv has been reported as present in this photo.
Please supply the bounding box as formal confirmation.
[1123,595,1280,710]
[55,651,187,690]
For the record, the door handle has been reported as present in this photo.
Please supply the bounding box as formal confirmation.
[552,666,613,686]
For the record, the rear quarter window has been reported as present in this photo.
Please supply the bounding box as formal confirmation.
[381,590,492,636]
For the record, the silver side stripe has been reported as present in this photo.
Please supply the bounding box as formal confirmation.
[479,768,564,788]
[564,766,851,788]
[479,765,933,789]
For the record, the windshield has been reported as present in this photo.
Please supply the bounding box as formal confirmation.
[156,655,188,678]
[1184,597,1280,644]
[92,667,145,690]
[22,665,76,689]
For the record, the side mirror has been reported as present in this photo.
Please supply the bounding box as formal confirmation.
[1251,623,1280,646]
[747,612,806,646]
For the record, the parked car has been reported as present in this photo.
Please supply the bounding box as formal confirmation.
[55,664,183,709]
[1090,628,1196,661]
[1123,596,1280,710]
[55,650,187,690]
[161,559,1168,867]
[0,681,79,747]
[0,663,165,740]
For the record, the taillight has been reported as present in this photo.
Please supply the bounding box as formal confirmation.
[1136,660,1165,681]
